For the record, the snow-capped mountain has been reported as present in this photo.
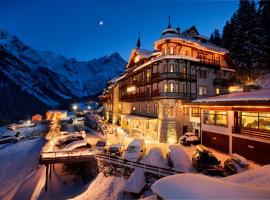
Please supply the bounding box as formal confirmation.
[0,28,126,107]
[0,28,126,125]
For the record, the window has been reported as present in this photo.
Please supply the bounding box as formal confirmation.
[163,83,168,92]
[204,111,227,126]
[146,71,151,81]
[118,104,122,112]
[154,104,158,114]
[170,83,174,92]
[191,108,200,118]
[199,70,207,79]
[169,64,174,72]
[132,106,136,111]
[241,112,270,131]
[164,64,168,72]
[216,88,220,95]
[139,104,141,112]
[170,47,174,54]
[146,104,150,113]
[199,86,207,96]
[183,107,189,116]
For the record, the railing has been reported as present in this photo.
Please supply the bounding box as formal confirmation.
[232,126,270,139]
[96,153,184,177]
[152,72,197,82]
[199,58,220,66]
[40,149,96,159]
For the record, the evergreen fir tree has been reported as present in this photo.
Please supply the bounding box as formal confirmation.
[210,29,222,46]
[221,0,262,76]
[258,0,270,70]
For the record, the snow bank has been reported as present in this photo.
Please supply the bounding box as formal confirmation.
[0,138,44,199]
[123,168,145,194]
[140,147,168,168]
[232,153,249,166]
[223,165,270,189]
[152,173,270,199]
[1,125,46,137]
[70,173,126,200]
[168,145,194,172]
[63,140,87,151]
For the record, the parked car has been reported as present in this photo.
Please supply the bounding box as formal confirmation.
[166,144,194,172]
[179,132,200,146]
[224,154,249,175]
[124,139,146,162]
[192,144,226,176]
[107,143,124,157]
[95,139,111,154]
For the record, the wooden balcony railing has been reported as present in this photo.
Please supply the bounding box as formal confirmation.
[199,58,220,66]
[152,72,197,82]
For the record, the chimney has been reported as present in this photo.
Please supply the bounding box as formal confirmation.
[176,27,181,35]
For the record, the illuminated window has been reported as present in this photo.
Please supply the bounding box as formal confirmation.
[164,83,168,92]
[204,111,227,126]
[241,112,270,132]
[199,86,207,96]
[191,108,200,117]
[169,64,174,72]
[170,83,174,92]
[118,104,122,112]
[170,47,174,54]
[132,106,136,111]
[154,104,158,114]
[216,88,220,95]
[146,104,150,113]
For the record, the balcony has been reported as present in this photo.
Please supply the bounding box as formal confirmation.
[152,72,197,82]
[158,91,197,100]
[199,58,220,67]
[232,126,270,139]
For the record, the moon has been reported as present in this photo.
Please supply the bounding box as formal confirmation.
[99,20,104,26]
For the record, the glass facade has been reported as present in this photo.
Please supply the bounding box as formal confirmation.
[204,111,227,126]
[242,112,270,131]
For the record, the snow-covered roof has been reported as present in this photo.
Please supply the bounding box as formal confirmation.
[135,48,154,58]
[134,54,199,72]
[193,88,270,103]
[155,36,228,53]
[151,169,270,199]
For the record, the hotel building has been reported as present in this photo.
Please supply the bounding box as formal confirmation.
[100,20,235,144]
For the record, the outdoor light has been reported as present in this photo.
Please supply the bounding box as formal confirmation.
[88,106,91,110]
[73,105,78,111]
[127,86,136,92]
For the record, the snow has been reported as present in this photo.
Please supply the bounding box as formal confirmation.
[0,138,44,200]
[151,173,270,199]
[0,28,126,105]
[140,147,168,168]
[223,165,270,190]
[1,124,46,137]
[70,173,126,200]
[232,153,249,166]
[194,88,270,103]
[254,73,270,89]
[123,168,145,194]
[63,140,88,151]
[168,145,194,172]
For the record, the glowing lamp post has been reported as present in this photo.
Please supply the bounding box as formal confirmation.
[73,105,78,112]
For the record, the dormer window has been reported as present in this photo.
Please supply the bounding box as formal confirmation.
[170,47,174,55]
[134,55,140,63]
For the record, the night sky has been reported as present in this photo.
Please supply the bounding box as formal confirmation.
[0,0,239,61]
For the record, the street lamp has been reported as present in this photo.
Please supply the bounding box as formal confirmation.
[73,105,78,111]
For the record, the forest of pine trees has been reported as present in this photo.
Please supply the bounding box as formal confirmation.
[210,0,270,81]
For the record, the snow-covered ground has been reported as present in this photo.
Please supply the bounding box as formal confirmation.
[0,137,44,200]
[1,124,46,137]
[151,165,270,199]
[71,173,126,200]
